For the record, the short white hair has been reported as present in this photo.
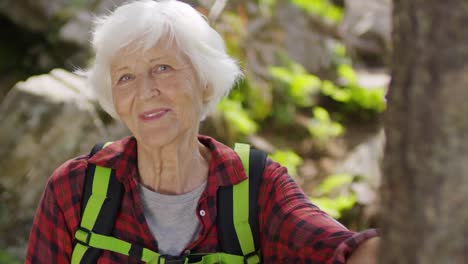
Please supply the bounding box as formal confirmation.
[87,0,242,120]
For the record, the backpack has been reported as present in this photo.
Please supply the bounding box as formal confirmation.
[71,142,266,264]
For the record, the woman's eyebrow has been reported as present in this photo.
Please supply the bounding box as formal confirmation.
[149,56,168,63]
[113,66,130,73]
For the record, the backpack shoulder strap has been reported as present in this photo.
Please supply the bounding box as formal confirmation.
[217,143,267,264]
[72,142,124,264]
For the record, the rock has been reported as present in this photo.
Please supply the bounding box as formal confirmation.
[356,69,390,89]
[59,11,95,46]
[335,128,385,205]
[0,69,128,259]
[341,0,392,64]
[276,1,332,72]
[299,159,319,181]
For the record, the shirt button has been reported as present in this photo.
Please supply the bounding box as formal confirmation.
[199,209,206,216]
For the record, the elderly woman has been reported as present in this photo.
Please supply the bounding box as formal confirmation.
[26,0,379,263]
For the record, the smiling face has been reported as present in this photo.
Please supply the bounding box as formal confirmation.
[110,39,206,148]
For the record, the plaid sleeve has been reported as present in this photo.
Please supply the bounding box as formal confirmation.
[25,158,86,263]
[258,159,378,263]
[331,229,379,263]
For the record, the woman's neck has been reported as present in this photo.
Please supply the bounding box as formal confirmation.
[136,134,210,195]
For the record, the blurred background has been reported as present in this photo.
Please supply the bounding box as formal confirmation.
[0,0,390,262]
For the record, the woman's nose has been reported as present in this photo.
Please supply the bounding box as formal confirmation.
[138,76,160,99]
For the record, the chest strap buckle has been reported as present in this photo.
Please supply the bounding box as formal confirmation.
[75,227,92,246]
[158,254,188,264]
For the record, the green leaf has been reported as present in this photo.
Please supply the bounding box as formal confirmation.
[337,64,357,85]
[348,86,386,112]
[311,194,357,218]
[269,67,294,83]
[320,80,337,96]
[218,98,258,135]
[307,107,344,141]
[333,43,347,58]
[290,74,321,106]
[0,250,20,264]
[316,173,353,194]
[269,150,303,178]
[291,0,344,23]
[313,107,330,121]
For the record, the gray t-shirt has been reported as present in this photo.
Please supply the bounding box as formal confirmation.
[139,182,207,256]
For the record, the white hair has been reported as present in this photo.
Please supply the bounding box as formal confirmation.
[87,0,242,120]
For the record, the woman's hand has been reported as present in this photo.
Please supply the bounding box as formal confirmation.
[347,237,380,264]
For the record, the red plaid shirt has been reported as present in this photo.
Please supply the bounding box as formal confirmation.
[26,135,377,263]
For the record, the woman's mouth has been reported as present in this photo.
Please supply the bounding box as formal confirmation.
[138,108,171,121]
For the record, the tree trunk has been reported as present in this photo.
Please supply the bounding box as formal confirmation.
[381,1,468,263]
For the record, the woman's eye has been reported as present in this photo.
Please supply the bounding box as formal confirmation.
[118,74,134,83]
[155,64,172,73]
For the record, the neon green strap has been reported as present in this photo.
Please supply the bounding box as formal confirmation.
[74,228,246,263]
[233,143,260,264]
[71,165,113,263]
[71,142,113,264]
[74,229,161,263]
[190,252,245,263]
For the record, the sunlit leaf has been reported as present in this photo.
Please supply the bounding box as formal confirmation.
[321,80,336,96]
[218,98,258,135]
[307,107,344,141]
[291,0,344,24]
[269,150,303,178]
[269,67,294,83]
[290,74,321,106]
[311,194,357,218]
[338,64,357,85]
[316,173,353,194]
[313,107,330,121]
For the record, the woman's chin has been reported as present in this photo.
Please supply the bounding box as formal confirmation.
[137,130,178,149]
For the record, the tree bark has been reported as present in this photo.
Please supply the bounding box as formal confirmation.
[381,1,468,263]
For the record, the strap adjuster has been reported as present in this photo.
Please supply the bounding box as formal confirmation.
[244,251,260,264]
[75,227,92,246]
[158,254,188,264]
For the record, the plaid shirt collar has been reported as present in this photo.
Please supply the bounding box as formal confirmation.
[87,135,248,187]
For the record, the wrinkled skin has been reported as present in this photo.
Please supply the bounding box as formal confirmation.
[110,38,211,194]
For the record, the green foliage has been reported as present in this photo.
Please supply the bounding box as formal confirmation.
[337,64,358,84]
[310,173,357,218]
[315,173,353,194]
[269,64,321,107]
[269,150,303,178]
[0,250,20,264]
[291,0,344,24]
[334,63,387,113]
[312,194,357,218]
[307,107,344,142]
[217,97,258,135]
[215,2,386,210]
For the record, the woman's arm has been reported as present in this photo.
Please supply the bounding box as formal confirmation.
[258,158,379,263]
[26,159,86,263]
[26,181,73,263]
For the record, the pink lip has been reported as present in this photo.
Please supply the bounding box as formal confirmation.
[138,108,171,121]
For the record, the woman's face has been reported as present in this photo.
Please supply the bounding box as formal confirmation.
[110,39,205,147]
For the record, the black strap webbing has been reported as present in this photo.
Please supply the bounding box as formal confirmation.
[217,148,267,257]
[79,143,124,264]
